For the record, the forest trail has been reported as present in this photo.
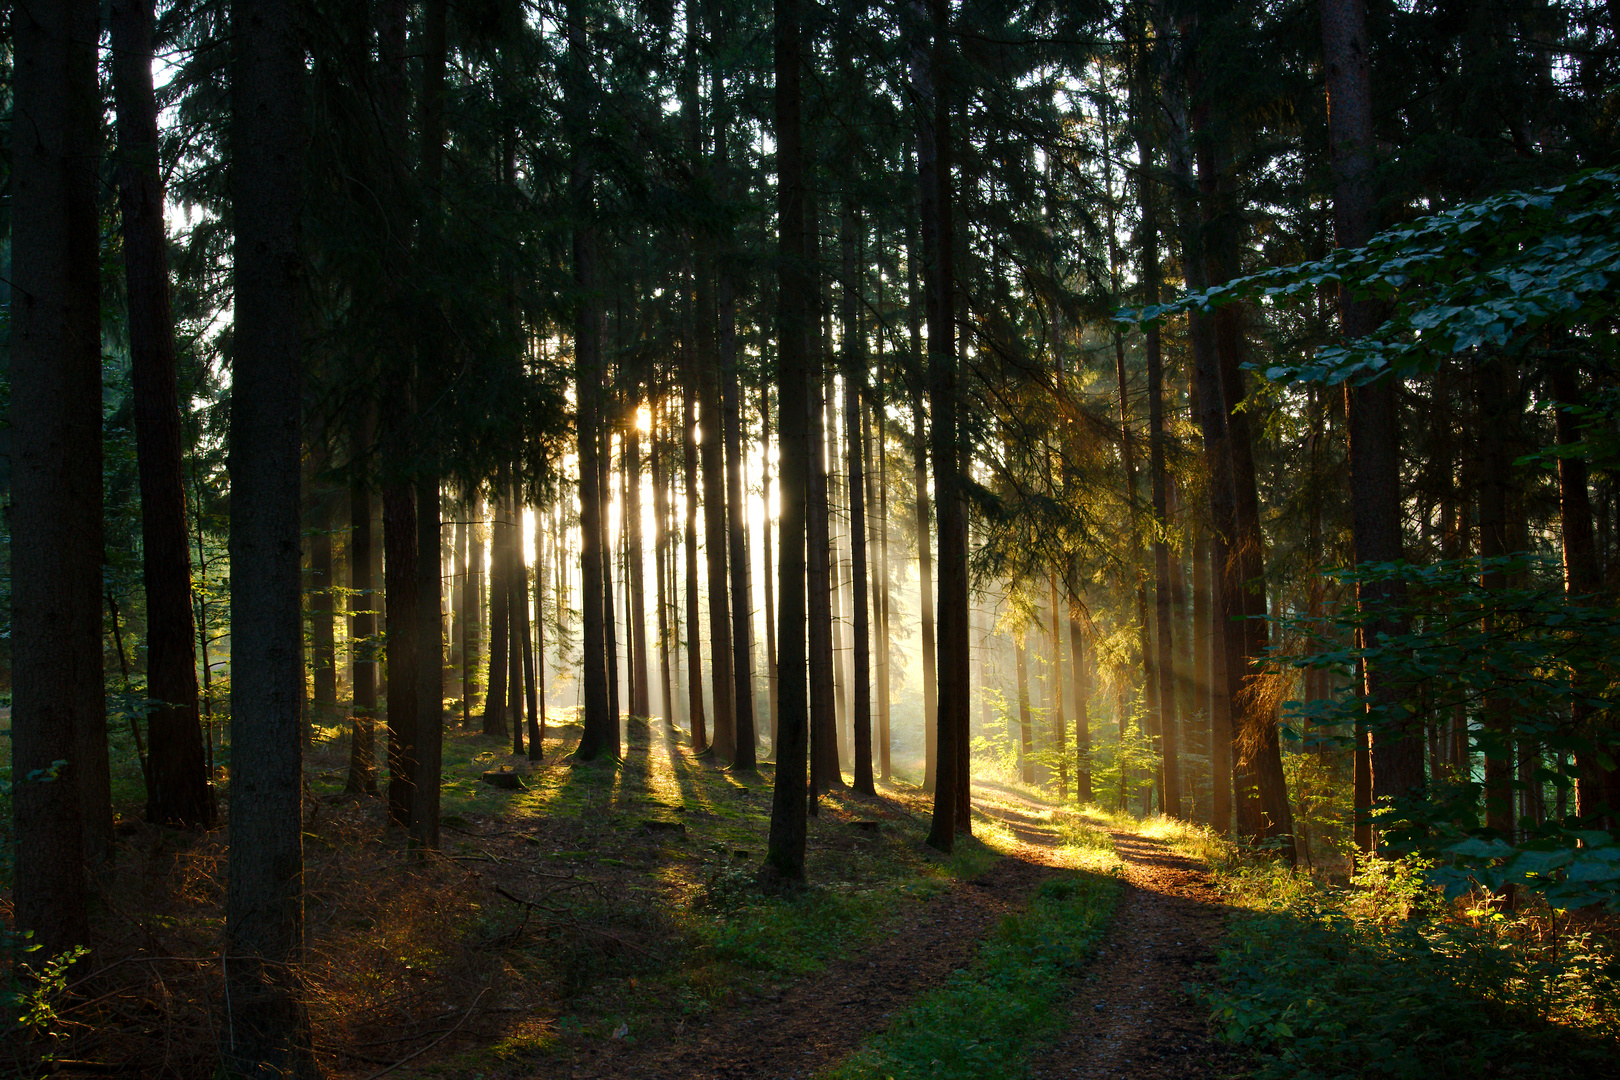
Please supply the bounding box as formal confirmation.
[561,781,1235,1080]
[561,780,1070,1080]
[1025,829,1236,1080]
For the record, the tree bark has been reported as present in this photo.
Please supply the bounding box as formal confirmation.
[461,493,482,728]
[918,0,968,852]
[383,482,419,826]
[10,0,103,965]
[569,0,614,762]
[1552,365,1615,828]
[347,471,379,795]
[627,427,651,718]
[111,0,215,829]
[843,202,876,795]
[1322,0,1422,819]
[807,203,841,794]
[765,0,810,883]
[224,0,319,1068]
[700,297,738,762]
[682,352,709,751]
[761,396,780,748]
[482,482,510,736]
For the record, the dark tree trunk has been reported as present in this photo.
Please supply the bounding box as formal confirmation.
[413,467,443,849]
[482,483,510,736]
[600,422,621,728]
[224,0,318,1069]
[807,204,841,794]
[569,0,614,762]
[1016,632,1035,784]
[877,371,893,782]
[1167,71,1234,835]
[682,355,709,751]
[383,483,419,826]
[843,203,876,795]
[1069,563,1091,804]
[712,29,758,768]
[761,396,780,748]
[627,427,651,718]
[917,0,967,852]
[1477,360,1516,836]
[111,0,214,829]
[417,0,450,841]
[1049,575,1069,800]
[461,493,482,728]
[1137,126,1181,818]
[450,496,465,707]
[309,489,338,720]
[347,472,379,795]
[765,0,810,883]
[406,0,447,850]
[1553,366,1616,827]
[1323,0,1421,818]
[10,0,103,964]
[700,305,738,762]
[652,405,675,724]
[911,309,938,793]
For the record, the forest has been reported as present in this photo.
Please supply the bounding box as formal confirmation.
[5,0,1620,1076]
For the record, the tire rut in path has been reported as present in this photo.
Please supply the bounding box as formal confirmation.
[1027,832,1238,1080]
[563,848,1063,1080]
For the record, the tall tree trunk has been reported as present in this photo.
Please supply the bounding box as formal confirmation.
[1137,125,1181,818]
[1016,632,1035,784]
[1322,0,1421,822]
[917,0,967,851]
[712,21,758,768]
[761,396,780,748]
[911,330,938,792]
[652,404,675,724]
[1478,360,1516,837]
[765,0,810,883]
[10,0,104,964]
[461,493,482,728]
[877,369,893,782]
[682,354,709,750]
[807,201,841,794]
[224,0,318,1068]
[383,483,419,826]
[1049,574,1069,799]
[843,203,876,795]
[347,472,379,794]
[627,427,651,718]
[1553,366,1616,827]
[451,493,466,707]
[1068,562,1091,804]
[830,384,852,768]
[700,302,738,762]
[516,484,541,758]
[601,420,621,729]
[482,481,510,735]
[111,0,214,829]
[569,0,614,762]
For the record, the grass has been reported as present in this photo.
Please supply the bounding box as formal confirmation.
[1191,845,1620,1079]
[822,828,1120,1080]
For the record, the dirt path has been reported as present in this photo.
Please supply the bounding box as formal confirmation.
[563,842,1064,1080]
[1026,831,1238,1080]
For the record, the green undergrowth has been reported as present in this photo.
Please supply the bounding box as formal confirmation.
[823,844,1119,1080]
[1199,851,1620,1079]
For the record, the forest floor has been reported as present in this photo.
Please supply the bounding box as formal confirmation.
[5,715,1244,1080]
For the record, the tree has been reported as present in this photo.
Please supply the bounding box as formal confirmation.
[223,0,319,1070]
[1321,0,1421,841]
[10,0,105,966]
[111,0,215,829]
[765,0,811,885]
